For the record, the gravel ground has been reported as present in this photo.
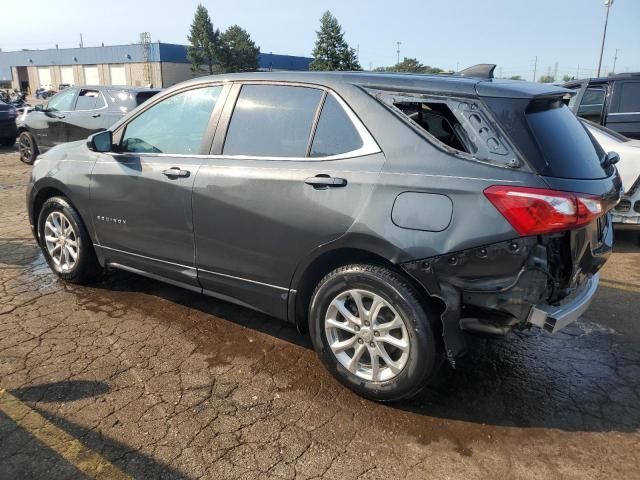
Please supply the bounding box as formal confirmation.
[1,145,639,479]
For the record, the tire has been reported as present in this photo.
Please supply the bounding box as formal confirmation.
[37,196,102,283]
[18,131,38,164]
[0,137,15,147]
[309,264,443,402]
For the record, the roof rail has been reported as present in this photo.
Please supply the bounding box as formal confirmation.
[458,64,496,80]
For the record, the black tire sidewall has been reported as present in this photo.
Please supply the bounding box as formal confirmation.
[19,132,37,164]
[37,196,98,283]
[309,266,439,402]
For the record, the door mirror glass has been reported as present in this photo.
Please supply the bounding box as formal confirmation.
[87,130,113,152]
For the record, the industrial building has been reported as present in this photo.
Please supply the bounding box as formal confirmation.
[0,42,312,92]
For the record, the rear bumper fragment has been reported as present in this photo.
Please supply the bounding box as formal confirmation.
[526,273,599,334]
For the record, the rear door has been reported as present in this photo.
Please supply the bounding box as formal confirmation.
[606,79,640,139]
[31,87,78,148]
[64,88,114,142]
[192,82,383,318]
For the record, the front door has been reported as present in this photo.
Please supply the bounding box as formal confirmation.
[192,83,383,318]
[31,87,78,149]
[90,85,225,287]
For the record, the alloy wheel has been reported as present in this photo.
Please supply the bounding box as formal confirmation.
[325,289,410,382]
[19,134,32,162]
[43,211,79,272]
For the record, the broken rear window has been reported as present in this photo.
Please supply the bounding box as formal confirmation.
[367,89,518,168]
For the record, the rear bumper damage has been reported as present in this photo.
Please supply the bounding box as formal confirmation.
[401,218,611,363]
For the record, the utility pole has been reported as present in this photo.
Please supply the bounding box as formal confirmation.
[533,56,538,82]
[396,41,401,65]
[79,33,83,48]
[597,0,614,77]
[612,48,618,74]
[553,62,558,82]
[577,64,580,79]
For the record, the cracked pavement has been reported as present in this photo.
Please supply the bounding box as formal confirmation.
[1,146,639,479]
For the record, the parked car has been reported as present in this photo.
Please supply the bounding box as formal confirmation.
[17,85,161,164]
[26,69,621,401]
[565,72,640,140]
[0,101,18,146]
[583,119,640,231]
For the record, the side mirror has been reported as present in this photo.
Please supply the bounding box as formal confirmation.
[87,130,113,153]
[601,151,620,168]
[34,104,44,112]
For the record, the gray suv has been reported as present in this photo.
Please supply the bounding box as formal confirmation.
[26,68,621,401]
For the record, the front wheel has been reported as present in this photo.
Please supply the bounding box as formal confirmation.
[37,196,102,283]
[309,264,442,402]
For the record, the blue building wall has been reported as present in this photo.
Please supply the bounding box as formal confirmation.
[0,42,311,82]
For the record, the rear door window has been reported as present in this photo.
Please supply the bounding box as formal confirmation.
[75,89,105,110]
[610,81,640,113]
[223,84,322,157]
[310,95,363,157]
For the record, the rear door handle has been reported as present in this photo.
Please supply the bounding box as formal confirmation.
[304,175,347,188]
[162,167,190,178]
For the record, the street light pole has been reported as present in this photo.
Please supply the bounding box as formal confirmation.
[597,0,614,77]
[396,41,401,65]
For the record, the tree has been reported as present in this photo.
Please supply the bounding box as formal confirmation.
[379,57,443,74]
[218,25,260,73]
[538,75,555,83]
[562,74,572,82]
[187,4,220,75]
[310,11,361,71]
[509,75,523,80]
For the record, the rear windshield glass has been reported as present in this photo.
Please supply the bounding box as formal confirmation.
[526,102,606,179]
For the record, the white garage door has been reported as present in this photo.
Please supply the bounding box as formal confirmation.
[60,66,75,86]
[109,64,127,86]
[37,67,52,87]
[83,65,100,85]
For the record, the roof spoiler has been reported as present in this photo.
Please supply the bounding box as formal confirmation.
[458,64,496,80]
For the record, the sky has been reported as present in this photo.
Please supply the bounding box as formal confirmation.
[1,0,639,80]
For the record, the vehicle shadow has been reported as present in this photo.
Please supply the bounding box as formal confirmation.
[613,230,640,253]
[0,143,17,153]
[1,380,186,479]
[83,269,640,434]
[0,240,42,267]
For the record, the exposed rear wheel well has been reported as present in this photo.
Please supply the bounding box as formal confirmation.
[294,248,443,332]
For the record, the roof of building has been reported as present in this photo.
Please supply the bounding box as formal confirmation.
[0,43,312,81]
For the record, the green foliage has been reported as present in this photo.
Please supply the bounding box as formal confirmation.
[218,25,260,73]
[562,74,572,82]
[538,75,555,83]
[310,11,361,71]
[379,57,443,74]
[187,4,221,75]
[509,75,523,80]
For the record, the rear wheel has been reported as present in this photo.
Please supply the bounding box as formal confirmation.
[37,196,102,283]
[309,264,442,402]
[18,131,38,164]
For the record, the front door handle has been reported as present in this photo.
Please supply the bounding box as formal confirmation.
[304,175,348,188]
[92,113,101,118]
[162,167,190,178]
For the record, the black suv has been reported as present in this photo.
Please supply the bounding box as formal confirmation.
[565,72,640,139]
[26,68,621,401]
[17,85,160,164]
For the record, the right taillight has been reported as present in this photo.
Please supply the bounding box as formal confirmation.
[484,185,603,236]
